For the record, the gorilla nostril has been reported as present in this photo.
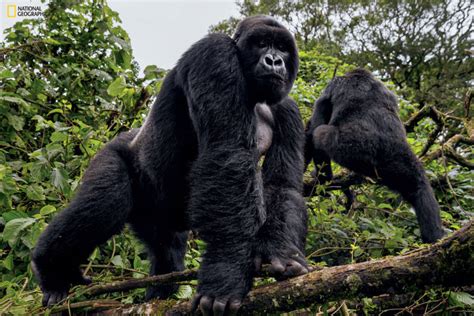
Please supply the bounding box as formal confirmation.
[264,55,274,66]
[274,57,283,66]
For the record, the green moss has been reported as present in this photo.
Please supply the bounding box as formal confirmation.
[345,274,363,293]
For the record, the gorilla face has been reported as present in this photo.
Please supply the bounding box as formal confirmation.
[234,16,298,105]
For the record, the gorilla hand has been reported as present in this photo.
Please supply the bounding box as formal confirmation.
[41,275,91,306]
[254,243,308,279]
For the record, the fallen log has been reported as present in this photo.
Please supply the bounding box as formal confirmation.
[91,221,473,315]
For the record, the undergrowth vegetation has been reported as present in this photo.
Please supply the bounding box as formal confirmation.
[0,0,472,314]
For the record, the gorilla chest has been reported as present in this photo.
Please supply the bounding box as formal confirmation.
[255,103,274,156]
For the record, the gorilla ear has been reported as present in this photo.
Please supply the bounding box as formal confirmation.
[232,31,241,43]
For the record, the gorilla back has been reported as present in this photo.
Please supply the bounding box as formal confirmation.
[32,16,308,314]
[305,69,445,243]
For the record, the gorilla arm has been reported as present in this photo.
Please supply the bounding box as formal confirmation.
[256,98,309,277]
[305,91,334,184]
[177,34,263,315]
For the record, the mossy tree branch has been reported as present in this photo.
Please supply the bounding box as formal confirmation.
[69,221,473,315]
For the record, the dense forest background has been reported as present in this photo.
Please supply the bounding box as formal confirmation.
[0,0,472,314]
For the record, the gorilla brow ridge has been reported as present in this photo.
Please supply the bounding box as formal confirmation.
[233,15,284,41]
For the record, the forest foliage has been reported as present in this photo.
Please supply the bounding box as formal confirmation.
[0,0,472,314]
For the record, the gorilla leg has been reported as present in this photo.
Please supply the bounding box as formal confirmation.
[146,231,188,299]
[32,134,135,306]
[315,124,379,178]
[129,218,188,300]
[405,182,445,243]
[378,148,445,243]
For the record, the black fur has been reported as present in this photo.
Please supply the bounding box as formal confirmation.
[305,69,445,243]
[32,16,307,313]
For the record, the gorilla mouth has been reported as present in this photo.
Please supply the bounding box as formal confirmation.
[258,73,285,82]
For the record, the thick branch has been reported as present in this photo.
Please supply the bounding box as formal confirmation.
[80,266,276,298]
[423,134,474,167]
[404,105,432,133]
[84,269,197,297]
[96,221,473,315]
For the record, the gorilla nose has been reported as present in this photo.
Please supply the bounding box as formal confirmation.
[263,54,284,71]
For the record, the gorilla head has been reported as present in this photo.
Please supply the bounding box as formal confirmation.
[233,16,298,104]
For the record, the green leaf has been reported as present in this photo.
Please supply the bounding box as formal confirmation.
[6,114,25,131]
[144,65,158,75]
[26,184,45,201]
[89,69,113,81]
[21,223,42,249]
[448,292,474,308]
[47,108,63,116]
[50,131,68,142]
[107,76,126,97]
[176,285,193,300]
[0,69,14,79]
[111,255,124,268]
[3,218,35,247]
[51,167,70,193]
[2,254,14,271]
[40,205,56,216]
[44,38,61,45]
[144,65,163,80]
[0,95,29,107]
[2,211,28,222]
[378,203,393,209]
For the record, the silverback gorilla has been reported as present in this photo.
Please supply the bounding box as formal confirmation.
[305,69,445,243]
[32,16,308,314]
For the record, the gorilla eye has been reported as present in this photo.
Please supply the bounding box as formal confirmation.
[257,39,266,48]
[276,43,286,51]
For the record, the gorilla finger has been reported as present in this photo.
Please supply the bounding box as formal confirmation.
[228,299,242,316]
[213,299,227,316]
[199,296,214,316]
[283,260,308,277]
[289,258,309,272]
[269,258,285,274]
[191,293,202,312]
[290,253,308,268]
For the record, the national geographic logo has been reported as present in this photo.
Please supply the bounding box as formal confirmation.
[2,0,44,19]
[6,4,43,18]
[6,4,15,17]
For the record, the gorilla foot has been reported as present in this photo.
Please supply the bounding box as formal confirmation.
[192,294,242,316]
